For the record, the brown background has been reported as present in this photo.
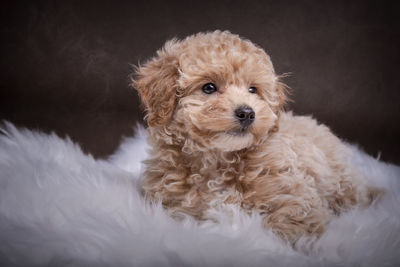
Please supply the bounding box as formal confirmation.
[1,0,399,164]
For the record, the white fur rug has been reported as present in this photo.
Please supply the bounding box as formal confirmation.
[0,122,399,267]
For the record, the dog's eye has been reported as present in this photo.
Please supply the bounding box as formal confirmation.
[248,87,257,94]
[202,83,217,94]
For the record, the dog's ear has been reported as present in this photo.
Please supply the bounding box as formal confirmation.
[270,78,289,133]
[274,79,288,114]
[132,40,181,127]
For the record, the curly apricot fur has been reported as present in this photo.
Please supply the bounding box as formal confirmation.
[133,31,379,243]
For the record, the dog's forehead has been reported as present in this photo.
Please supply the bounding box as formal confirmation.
[180,35,270,66]
[177,34,275,87]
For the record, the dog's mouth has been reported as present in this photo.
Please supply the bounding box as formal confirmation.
[209,126,255,151]
[226,127,251,136]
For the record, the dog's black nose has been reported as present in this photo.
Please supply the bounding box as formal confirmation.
[234,106,255,127]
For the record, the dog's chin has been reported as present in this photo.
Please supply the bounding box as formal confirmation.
[210,130,254,152]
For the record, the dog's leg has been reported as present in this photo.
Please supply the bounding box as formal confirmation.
[325,179,384,215]
[261,199,329,243]
[243,174,331,243]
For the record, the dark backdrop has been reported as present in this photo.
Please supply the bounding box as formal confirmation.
[1,0,399,164]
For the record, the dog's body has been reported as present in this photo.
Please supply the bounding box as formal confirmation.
[134,31,376,242]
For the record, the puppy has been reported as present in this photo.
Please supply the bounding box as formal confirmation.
[133,31,377,243]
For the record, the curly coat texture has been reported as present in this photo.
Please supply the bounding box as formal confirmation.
[133,31,376,243]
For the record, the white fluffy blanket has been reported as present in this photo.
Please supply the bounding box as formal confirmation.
[0,123,399,267]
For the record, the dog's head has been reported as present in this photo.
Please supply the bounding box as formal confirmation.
[133,31,287,152]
